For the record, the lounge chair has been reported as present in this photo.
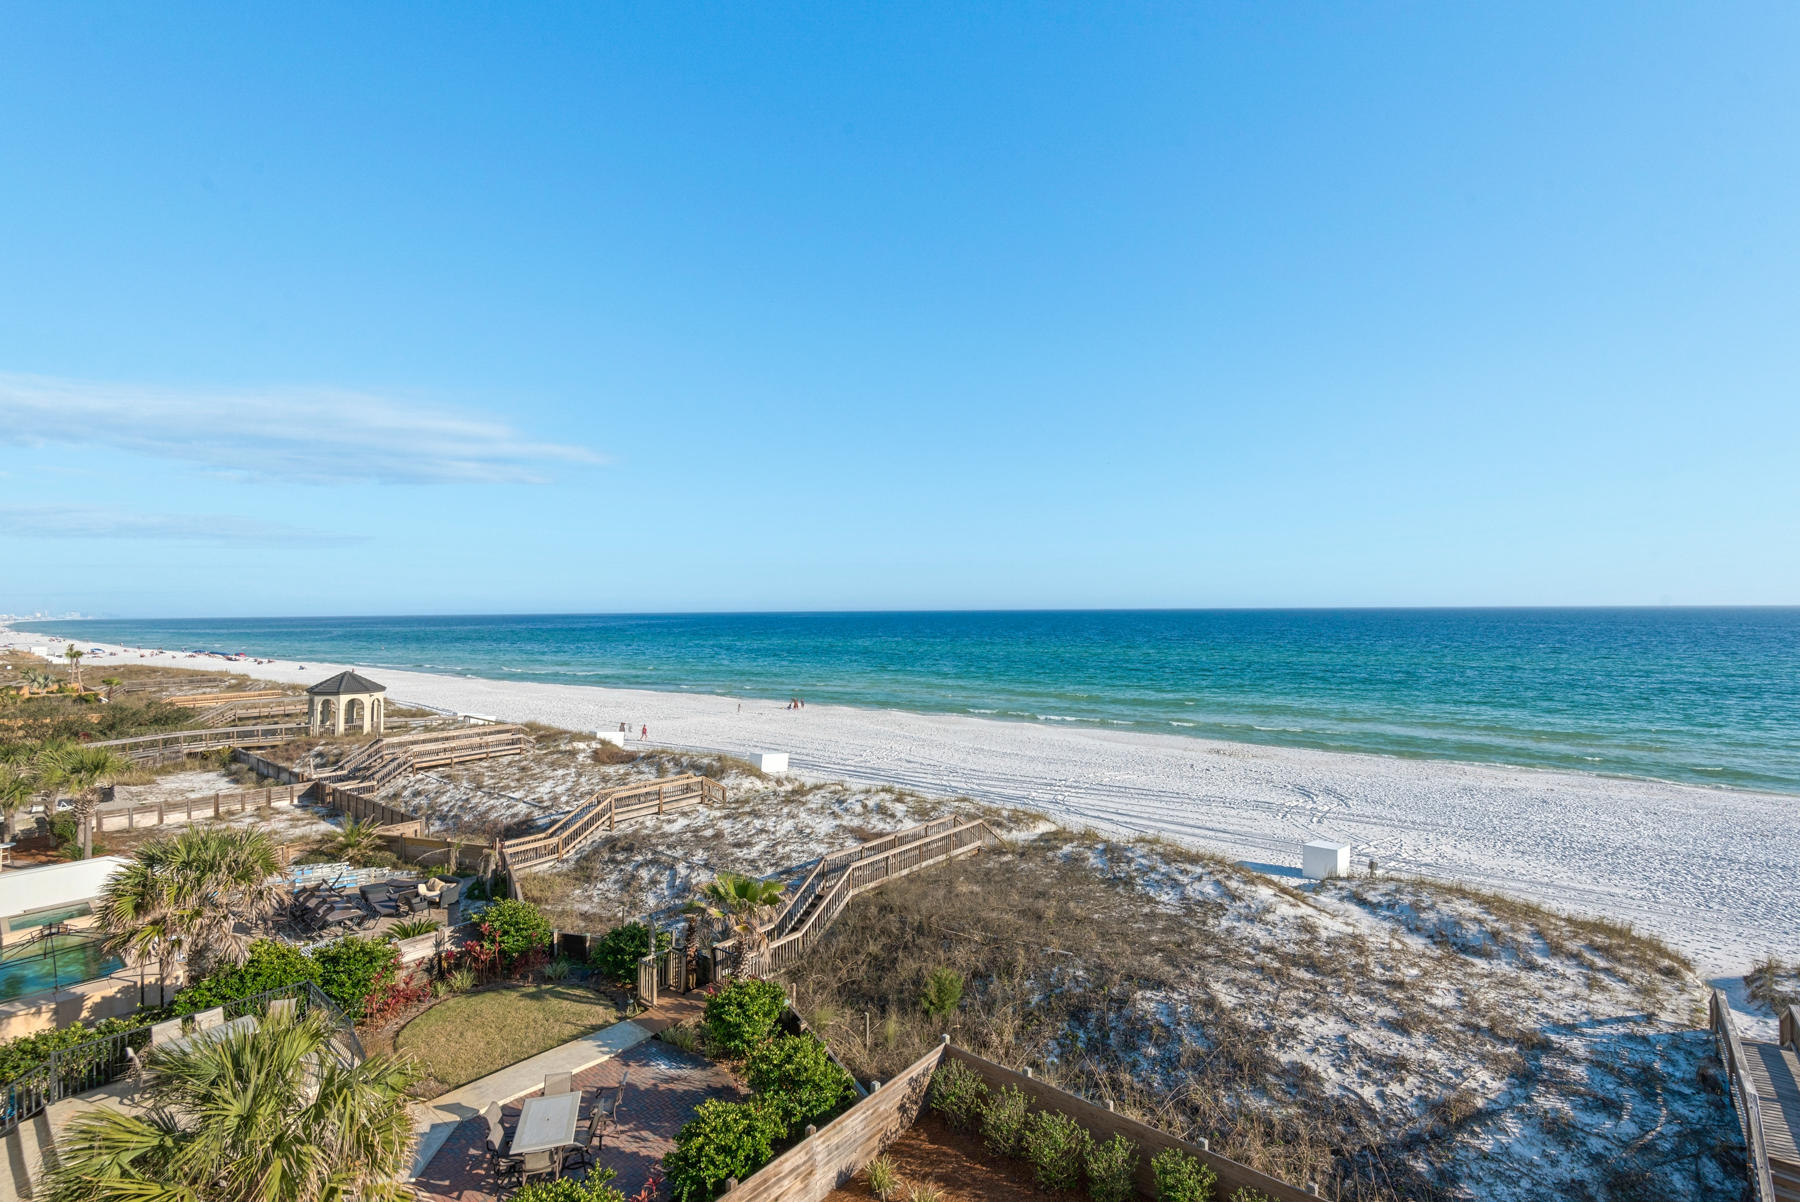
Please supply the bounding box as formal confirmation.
[359,882,401,918]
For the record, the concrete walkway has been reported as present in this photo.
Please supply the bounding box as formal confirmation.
[408,1014,658,1179]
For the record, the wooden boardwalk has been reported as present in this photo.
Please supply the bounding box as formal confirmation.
[1714,993,1800,1202]
[1744,1035,1800,1201]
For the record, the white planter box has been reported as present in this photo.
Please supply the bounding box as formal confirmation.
[751,752,789,776]
[1302,840,1350,880]
[593,730,627,747]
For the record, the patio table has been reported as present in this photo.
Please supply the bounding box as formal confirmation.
[160,1014,259,1055]
[510,1091,582,1160]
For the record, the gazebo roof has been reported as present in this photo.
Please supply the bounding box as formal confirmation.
[305,670,387,697]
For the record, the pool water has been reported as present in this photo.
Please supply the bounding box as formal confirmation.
[0,935,125,1002]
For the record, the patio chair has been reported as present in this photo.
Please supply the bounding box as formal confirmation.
[150,1019,184,1046]
[518,1149,558,1185]
[435,878,464,909]
[393,884,426,915]
[543,1071,571,1096]
[194,1007,226,1031]
[483,1102,523,1185]
[562,1109,607,1173]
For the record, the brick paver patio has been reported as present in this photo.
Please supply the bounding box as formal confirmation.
[411,1034,744,1200]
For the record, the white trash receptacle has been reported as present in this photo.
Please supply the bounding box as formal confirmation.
[751,752,789,776]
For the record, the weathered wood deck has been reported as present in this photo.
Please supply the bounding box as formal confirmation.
[1714,993,1800,1202]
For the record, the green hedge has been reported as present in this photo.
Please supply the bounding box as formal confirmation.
[173,940,320,1015]
[744,1034,853,1134]
[590,921,673,984]
[663,1097,784,1202]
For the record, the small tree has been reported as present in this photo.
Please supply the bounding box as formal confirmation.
[314,935,402,1021]
[919,965,963,1021]
[694,872,784,974]
[329,818,390,867]
[100,676,122,702]
[63,644,84,689]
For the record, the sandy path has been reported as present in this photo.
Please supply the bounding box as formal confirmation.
[14,631,1798,979]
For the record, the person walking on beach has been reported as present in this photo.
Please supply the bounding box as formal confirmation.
[641,724,648,740]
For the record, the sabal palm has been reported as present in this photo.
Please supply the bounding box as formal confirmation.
[0,766,33,842]
[698,872,787,965]
[41,1009,418,1202]
[53,746,129,858]
[63,644,84,688]
[98,826,284,984]
[328,818,387,867]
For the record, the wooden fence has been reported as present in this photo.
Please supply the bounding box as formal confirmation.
[728,1040,1320,1201]
[1712,989,1779,1202]
[95,781,302,832]
[165,689,288,708]
[499,774,726,869]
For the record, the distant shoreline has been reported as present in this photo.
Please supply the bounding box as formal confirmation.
[7,622,1798,978]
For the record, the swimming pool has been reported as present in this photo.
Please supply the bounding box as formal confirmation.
[0,934,125,1002]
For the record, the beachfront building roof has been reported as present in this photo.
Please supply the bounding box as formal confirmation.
[306,670,386,737]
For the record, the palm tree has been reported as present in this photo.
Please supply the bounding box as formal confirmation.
[100,677,122,702]
[52,746,128,859]
[328,818,388,867]
[96,826,284,986]
[63,644,84,689]
[39,1008,418,1202]
[0,765,34,844]
[696,871,786,975]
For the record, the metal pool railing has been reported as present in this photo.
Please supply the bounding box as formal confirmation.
[0,981,361,1138]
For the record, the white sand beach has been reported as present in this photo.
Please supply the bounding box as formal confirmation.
[12,630,1799,980]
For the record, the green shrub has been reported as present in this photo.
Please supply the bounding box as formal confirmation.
[173,939,320,1015]
[745,1034,852,1133]
[981,1083,1029,1157]
[1152,1147,1217,1202]
[543,955,576,982]
[702,978,788,1058]
[662,1097,784,1201]
[313,935,401,1021]
[1023,1108,1091,1192]
[1086,1132,1139,1202]
[1228,1193,1275,1202]
[508,1169,625,1201]
[478,898,553,964]
[919,965,963,1021]
[928,1058,988,1131]
[591,921,674,984]
[659,1021,702,1053]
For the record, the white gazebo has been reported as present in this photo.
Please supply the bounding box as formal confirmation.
[306,670,387,736]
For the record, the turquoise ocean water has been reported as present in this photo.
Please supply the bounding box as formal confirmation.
[15,609,1800,795]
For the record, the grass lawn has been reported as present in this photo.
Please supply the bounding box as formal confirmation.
[394,984,622,1092]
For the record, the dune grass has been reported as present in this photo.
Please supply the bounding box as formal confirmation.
[394,983,621,1093]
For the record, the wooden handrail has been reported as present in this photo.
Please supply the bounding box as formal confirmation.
[1712,990,1778,1202]
[1782,1004,1800,1053]
[499,774,723,868]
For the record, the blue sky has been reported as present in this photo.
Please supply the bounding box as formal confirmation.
[2,4,1796,615]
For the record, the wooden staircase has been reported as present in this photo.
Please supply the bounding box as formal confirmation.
[1714,994,1800,1202]
[722,815,1004,976]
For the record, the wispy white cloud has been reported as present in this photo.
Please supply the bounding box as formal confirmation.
[0,373,605,484]
[0,505,370,546]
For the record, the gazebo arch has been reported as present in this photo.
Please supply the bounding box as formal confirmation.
[306,671,388,736]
